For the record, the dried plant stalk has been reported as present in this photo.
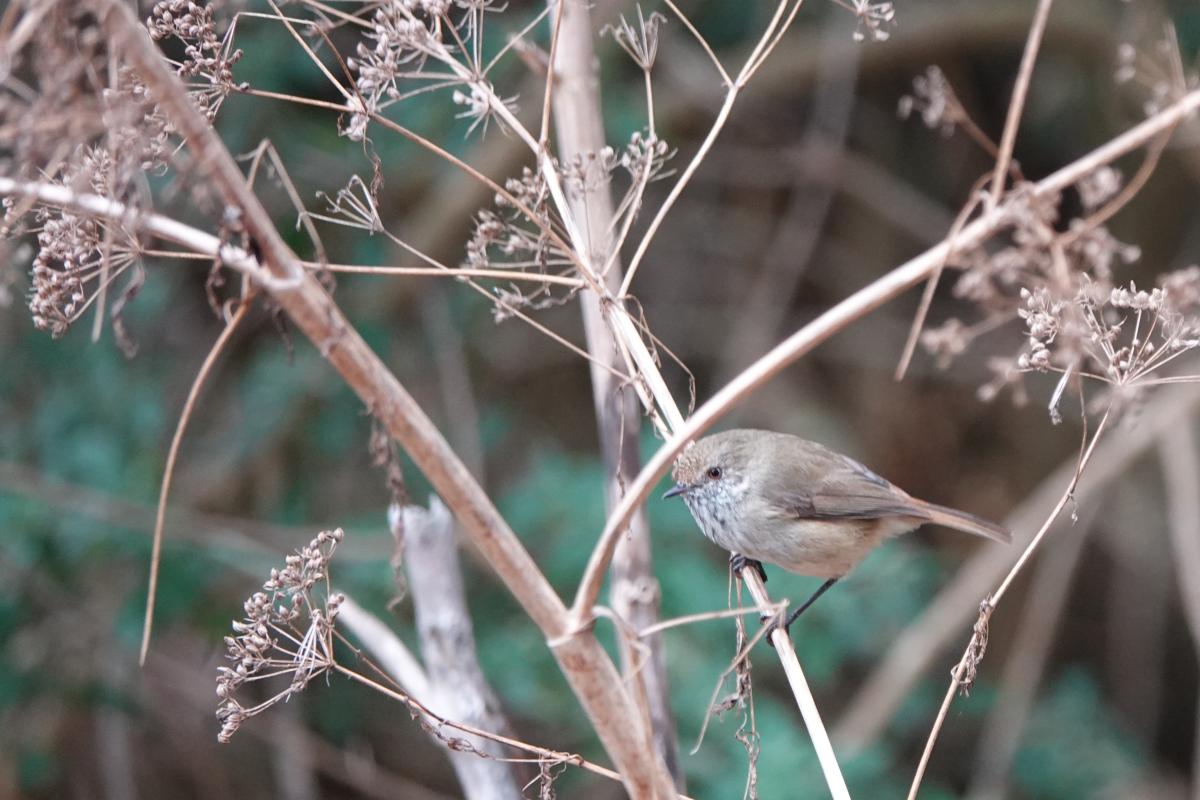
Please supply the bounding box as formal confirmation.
[547,0,681,786]
[394,499,520,800]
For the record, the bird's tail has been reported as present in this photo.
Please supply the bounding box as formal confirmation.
[919,501,1012,544]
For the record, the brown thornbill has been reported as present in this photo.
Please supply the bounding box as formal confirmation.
[664,429,1010,636]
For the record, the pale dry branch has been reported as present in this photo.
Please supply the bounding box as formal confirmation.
[549,0,681,785]
[396,498,521,799]
[742,570,851,800]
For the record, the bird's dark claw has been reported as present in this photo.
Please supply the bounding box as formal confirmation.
[761,616,787,648]
[729,553,767,583]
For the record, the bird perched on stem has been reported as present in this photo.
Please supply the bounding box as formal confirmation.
[664,429,1010,637]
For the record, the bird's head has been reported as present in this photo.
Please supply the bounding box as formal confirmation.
[663,430,760,518]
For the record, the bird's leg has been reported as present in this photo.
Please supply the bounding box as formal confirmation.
[729,552,767,583]
[764,577,839,646]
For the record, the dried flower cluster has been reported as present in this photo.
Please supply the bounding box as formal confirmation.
[918,172,1200,415]
[603,8,667,71]
[217,528,346,743]
[467,166,561,275]
[897,52,1200,418]
[461,129,673,321]
[1018,275,1200,404]
[18,149,143,342]
[3,1,250,346]
[1115,23,1199,117]
[898,66,967,137]
[146,0,245,121]
[343,0,511,140]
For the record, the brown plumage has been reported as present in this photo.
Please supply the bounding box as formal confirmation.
[666,429,1010,580]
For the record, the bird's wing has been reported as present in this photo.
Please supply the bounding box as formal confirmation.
[770,457,928,522]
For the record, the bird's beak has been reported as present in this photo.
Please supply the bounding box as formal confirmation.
[662,483,689,499]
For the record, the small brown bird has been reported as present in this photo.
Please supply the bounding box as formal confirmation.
[664,429,1010,634]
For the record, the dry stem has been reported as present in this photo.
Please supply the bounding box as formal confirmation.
[142,298,251,662]
[547,0,682,786]
[742,571,851,800]
[988,0,1055,208]
[905,407,1112,799]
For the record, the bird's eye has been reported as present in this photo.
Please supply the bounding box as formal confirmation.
[706,466,722,480]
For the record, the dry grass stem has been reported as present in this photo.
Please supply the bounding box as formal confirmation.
[741,570,850,799]
[988,0,1055,208]
[142,297,251,663]
[966,507,1093,799]
[906,405,1112,799]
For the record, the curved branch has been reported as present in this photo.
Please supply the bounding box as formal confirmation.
[571,85,1200,623]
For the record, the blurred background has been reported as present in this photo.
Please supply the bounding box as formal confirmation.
[3,0,1200,797]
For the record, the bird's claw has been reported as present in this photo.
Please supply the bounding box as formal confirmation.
[761,615,787,648]
[729,553,767,583]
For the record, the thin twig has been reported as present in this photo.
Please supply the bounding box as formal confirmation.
[140,297,251,664]
[988,0,1055,208]
[965,506,1093,800]
[636,603,784,638]
[894,172,991,381]
[906,406,1111,800]
[741,569,850,800]
[617,0,806,298]
[659,0,730,87]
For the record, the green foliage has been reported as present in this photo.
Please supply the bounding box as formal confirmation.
[1014,668,1142,798]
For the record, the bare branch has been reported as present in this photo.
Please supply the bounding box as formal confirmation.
[548,0,682,786]
[988,0,1055,207]
[396,498,521,799]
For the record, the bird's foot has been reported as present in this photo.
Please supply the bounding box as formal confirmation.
[729,553,767,583]
[758,578,840,649]
[761,615,789,648]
